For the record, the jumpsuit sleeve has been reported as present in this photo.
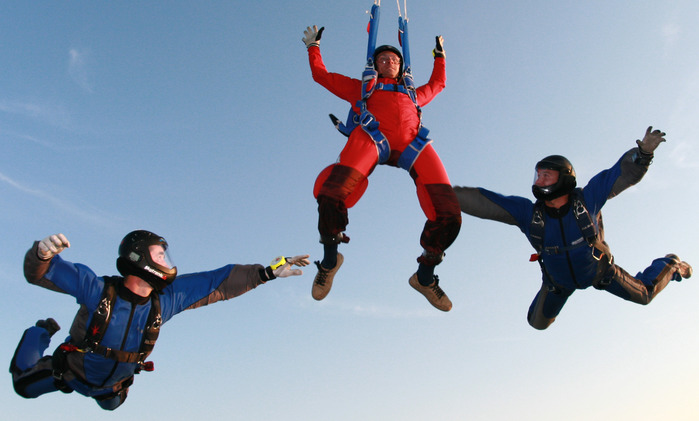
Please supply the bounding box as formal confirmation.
[307,46,362,105]
[23,241,104,305]
[415,56,446,107]
[609,147,651,198]
[582,147,651,213]
[23,241,64,292]
[453,186,521,226]
[160,263,269,320]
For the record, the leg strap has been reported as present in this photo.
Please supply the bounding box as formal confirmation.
[398,126,432,171]
[358,110,391,164]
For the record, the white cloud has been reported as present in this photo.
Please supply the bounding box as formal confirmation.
[668,68,699,168]
[68,48,94,93]
[0,99,72,128]
[668,141,698,169]
[662,22,680,50]
[0,129,57,149]
[0,171,118,226]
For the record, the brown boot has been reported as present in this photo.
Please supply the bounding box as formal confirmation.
[409,273,452,312]
[666,254,693,279]
[312,253,344,301]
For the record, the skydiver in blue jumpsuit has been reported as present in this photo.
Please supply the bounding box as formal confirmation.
[453,127,692,329]
[10,230,309,410]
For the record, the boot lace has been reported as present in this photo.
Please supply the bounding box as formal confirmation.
[314,261,329,286]
[430,275,445,299]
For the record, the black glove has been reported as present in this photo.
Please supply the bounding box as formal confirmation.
[433,35,445,59]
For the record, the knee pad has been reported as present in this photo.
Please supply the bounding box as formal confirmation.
[418,215,462,261]
[317,195,349,238]
[314,164,368,208]
[420,184,462,220]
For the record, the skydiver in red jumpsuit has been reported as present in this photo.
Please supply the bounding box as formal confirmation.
[302,25,461,311]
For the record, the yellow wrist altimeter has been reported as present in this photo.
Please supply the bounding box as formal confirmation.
[270,256,287,270]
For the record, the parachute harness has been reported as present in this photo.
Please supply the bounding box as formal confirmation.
[54,276,160,381]
[331,0,433,171]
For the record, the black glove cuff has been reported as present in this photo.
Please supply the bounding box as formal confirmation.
[633,148,654,165]
[259,266,276,282]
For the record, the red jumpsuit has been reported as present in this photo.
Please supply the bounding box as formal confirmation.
[308,46,461,264]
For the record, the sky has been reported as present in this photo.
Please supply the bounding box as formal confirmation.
[1,1,698,420]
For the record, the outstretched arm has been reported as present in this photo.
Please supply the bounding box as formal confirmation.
[453,186,520,226]
[609,126,666,198]
[169,254,311,315]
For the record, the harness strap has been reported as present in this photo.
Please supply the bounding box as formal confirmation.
[529,206,545,252]
[331,0,429,170]
[360,65,378,100]
[529,188,613,289]
[357,103,391,164]
[90,345,148,364]
[366,3,380,61]
[529,189,598,256]
[56,276,161,383]
[397,126,432,171]
[84,290,161,365]
[398,7,412,71]
[375,82,410,94]
[82,277,118,349]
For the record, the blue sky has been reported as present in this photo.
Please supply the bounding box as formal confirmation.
[2,1,698,420]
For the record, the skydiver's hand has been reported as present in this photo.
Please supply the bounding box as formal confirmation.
[303,25,324,49]
[271,254,311,278]
[433,35,445,59]
[636,126,666,154]
[37,233,70,260]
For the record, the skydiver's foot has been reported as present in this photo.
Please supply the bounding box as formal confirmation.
[666,254,692,280]
[35,318,60,337]
[409,273,452,312]
[312,253,344,301]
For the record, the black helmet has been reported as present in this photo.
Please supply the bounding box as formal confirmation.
[116,230,177,293]
[532,155,577,201]
[373,45,403,75]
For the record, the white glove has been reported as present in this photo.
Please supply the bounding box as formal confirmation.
[271,255,311,278]
[38,233,70,260]
[302,25,324,49]
[636,126,666,154]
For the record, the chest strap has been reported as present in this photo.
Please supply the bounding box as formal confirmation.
[529,189,599,256]
[60,277,161,367]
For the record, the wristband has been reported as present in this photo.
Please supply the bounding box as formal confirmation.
[259,267,276,282]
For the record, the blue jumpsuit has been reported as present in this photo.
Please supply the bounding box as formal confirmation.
[454,148,686,329]
[10,241,270,410]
